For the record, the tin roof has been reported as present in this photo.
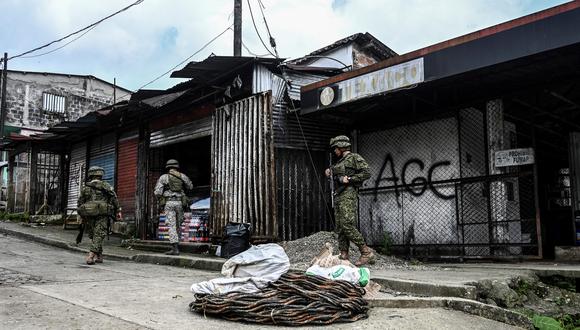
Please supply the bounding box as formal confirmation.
[170,55,284,79]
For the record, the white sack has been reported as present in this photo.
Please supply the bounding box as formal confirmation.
[191,243,290,295]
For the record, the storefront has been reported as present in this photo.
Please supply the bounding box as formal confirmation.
[145,107,213,240]
[299,2,580,258]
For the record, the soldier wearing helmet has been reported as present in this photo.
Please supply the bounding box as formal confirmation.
[154,159,193,255]
[77,166,121,265]
[325,135,375,266]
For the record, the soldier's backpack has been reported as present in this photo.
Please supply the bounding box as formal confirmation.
[77,200,111,217]
[77,181,114,217]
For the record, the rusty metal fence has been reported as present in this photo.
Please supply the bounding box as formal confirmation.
[357,105,540,258]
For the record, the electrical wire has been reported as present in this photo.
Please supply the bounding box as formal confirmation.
[20,25,98,59]
[7,0,144,61]
[247,0,334,223]
[116,24,233,99]
[255,0,278,57]
[246,0,276,58]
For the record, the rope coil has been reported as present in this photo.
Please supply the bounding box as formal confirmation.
[190,272,368,325]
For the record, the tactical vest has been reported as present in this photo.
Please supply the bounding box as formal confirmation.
[168,173,185,194]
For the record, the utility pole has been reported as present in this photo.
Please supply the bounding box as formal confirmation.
[233,0,242,56]
[0,53,7,139]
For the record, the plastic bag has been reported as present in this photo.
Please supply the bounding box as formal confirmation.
[221,222,252,258]
[305,264,370,287]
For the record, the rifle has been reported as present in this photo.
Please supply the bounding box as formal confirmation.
[329,152,335,209]
[76,221,85,244]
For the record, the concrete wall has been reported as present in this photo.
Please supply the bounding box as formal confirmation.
[4,71,129,131]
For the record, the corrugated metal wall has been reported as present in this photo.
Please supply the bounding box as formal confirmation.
[272,103,345,150]
[66,142,86,210]
[211,92,277,239]
[149,117,212,148]
[89,133,116,187]
[117,132,138,220]
[272,103,344,240]
[276,148,334,240]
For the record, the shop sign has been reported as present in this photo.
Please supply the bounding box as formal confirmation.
[322,57,424,108]
[495,148,535,167]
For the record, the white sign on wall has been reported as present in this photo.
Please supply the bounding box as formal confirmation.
[331,57,424,106]
[495,148,535,167]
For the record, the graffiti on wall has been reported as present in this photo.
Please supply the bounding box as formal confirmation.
[372,153,455,206]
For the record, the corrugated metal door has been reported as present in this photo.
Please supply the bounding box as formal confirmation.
[89,133,116,187]
[211,92,277,240]
[66,142,86,210]
[117,132,138,220]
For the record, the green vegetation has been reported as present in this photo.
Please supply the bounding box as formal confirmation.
[380,231,393,255]
[531,314,580,330]
[0,212,30,222]
[513,278,533,296]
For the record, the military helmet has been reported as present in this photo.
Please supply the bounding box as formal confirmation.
[87,166,105,178]
[165,159,180,169]
[329,135,351,148]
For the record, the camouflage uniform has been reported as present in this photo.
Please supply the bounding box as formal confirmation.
[77,172,120,258]
[154,165,193,245]
[331,152,371,251]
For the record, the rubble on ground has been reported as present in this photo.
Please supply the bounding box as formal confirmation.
[280,231,437,271]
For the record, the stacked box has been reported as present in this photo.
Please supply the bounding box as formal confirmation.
[158,211,209,242]
[190,211,210,242]
[157,214,170,241]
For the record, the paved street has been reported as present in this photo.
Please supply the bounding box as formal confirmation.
[0,233,521,329]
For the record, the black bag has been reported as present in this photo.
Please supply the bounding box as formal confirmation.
[221,222,252,258]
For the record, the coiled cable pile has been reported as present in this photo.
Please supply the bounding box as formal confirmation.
[189,272,368,325]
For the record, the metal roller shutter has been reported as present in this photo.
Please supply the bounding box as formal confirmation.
[66,142,87,210]
[117,132,138,220]
[89,133,116,188]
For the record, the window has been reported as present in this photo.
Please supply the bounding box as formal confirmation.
[42,93,66,113]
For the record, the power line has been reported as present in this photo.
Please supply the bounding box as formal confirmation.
[255,0,278,57]
[246,0,276,58]
[117,24,233,99]
[7,0,144,61]
[20,25,98,59]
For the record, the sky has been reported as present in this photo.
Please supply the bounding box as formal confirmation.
[0,0,571,92]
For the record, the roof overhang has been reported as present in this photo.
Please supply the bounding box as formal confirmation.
[300,1,580,115]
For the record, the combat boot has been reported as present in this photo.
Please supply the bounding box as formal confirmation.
[355,245,375,266]
[339,250,350,260]
[86,252,96,265]
[165,243,179,255]
[94,252,103,263]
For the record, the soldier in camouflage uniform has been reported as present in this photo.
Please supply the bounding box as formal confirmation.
[77,166,121,265]
[154,159,193,255]
[325,135,375,266]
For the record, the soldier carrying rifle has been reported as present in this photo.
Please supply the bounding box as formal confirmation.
[77,166,121,265]
[325,135,375,266]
